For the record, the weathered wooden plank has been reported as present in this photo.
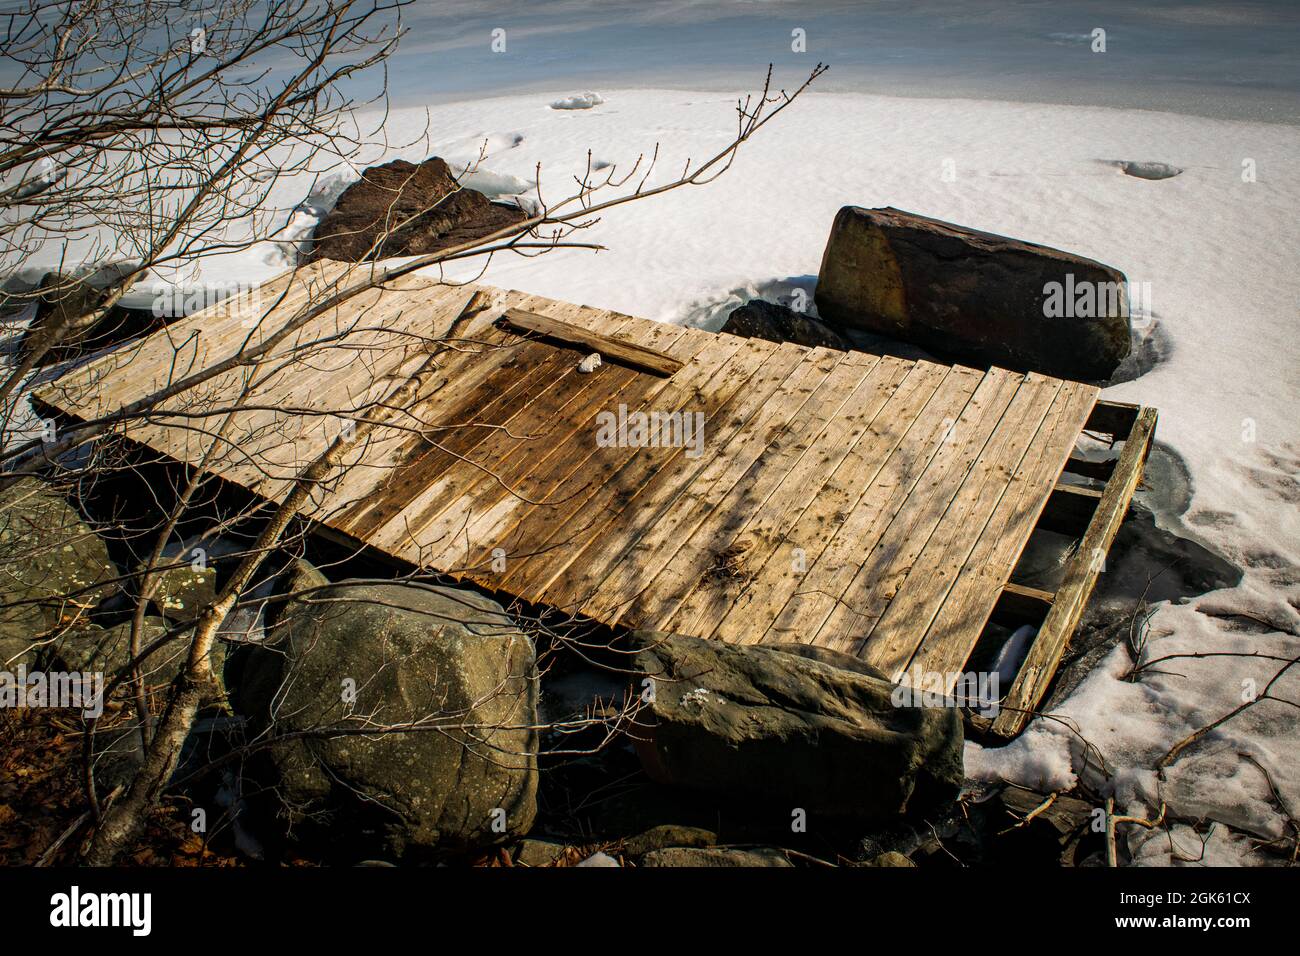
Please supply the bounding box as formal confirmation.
[582,348,847,624]
[33,260,330,419]
[244,288,515,502]
[491,338,790,595]
[375,318,704,564]
[624,351,882,630]
[336,340,574,536]
[855,373,1061,676]
[115,274,462,494]
[900,381,1099,685]
[492,337,773,600]
[500,308,684,376]
[756,365,985,649]
[660,354,911,638]
[708,359,951,646]
[312,289,542,522]
[381,314,697,565]
[817,366,1024,657]
[990,405,1156,737]
[360,326,666,560]
[578,346,842,622]
[233,283,481,495]
[329,295,634,533]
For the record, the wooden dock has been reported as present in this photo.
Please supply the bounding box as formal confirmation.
[35,261,1156,737]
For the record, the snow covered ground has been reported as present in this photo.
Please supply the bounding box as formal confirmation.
[8,84,1299,864]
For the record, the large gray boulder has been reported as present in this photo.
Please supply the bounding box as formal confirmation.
[0,478,118,667]
[815,206,1132,380]
[627,631,963,821]
[235,564,539,857]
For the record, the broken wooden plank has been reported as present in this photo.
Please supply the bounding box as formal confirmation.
[990,405,1157,737]
[499,308,684,377]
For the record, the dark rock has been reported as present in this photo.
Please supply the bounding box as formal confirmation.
[307,157,526,263]
[136,546,218,625]
[513,837,568,867]
[626,630,963,821]
[623,823,717,859]
[51,616,226,702]
[0,478,118,666]
[815,206,1132,380]
[17,271,164,367]
[720,299,851,350]
[987,786,1099,867]
[235,566,539,857]
[766,642,889,681]
[859,850,916,867]
[640,846,794,867]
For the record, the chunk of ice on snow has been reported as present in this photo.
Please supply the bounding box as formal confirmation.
[550,92,604,110]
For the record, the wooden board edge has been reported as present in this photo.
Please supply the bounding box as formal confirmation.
[988,405,1158,737]
[499,308,684,377]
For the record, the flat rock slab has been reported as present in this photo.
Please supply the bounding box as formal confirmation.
[627,630,963,822]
